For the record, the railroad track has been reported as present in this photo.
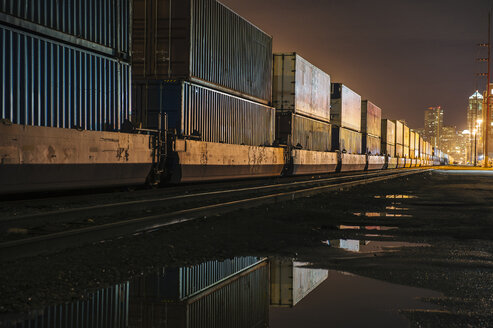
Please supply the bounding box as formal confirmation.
[0,168,429,260]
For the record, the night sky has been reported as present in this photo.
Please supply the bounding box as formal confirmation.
[221,0,492,130]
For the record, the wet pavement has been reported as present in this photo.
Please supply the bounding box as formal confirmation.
[1,169,493,327]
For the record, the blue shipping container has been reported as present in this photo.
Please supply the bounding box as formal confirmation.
[0,24,131,131]
[133,81,276,146]
[0,0,131,56]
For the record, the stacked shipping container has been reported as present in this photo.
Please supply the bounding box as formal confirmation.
[272,53,332,151]
[381,119,396,157]
[361,101,382,155]
[331,84,362,154]
[393,120,404,157]
[403,125,410,158]
[132,0,275,145]
[0,1,132,131]
[410,131,416,159]
[129,258,268,327]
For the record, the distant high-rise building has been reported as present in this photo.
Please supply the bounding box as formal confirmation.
[440,125,466,164]
[468,91,483,163]
[423,106,443,148]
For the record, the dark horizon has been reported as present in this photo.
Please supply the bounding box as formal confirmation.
[222,0,492,131]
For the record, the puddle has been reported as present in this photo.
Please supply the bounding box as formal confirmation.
[270,270,441,328]
[323,240,429,253]
[0,256,440,328]
[363,234,394,238]
[353,212,413,218]
[374,195,418,199]
[386,206,410,210]
[338,225,398,231]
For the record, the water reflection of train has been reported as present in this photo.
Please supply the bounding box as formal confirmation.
[0,0,451,194]
[1,257,330,327]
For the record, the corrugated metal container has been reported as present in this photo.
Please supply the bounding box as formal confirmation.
[188,263,268,328]
[395,144,404,157]
[129,261,268,328]
[331,126,362,154]
[0,25,131,130]
[3,283,129,328]
[272,53,331,122]
[415,132,420,153]
[133,81,275,146]
[130,257,263,301]
[381,119,396,145]
[395,120,404,145]
[270,260,328,307]
[363,134,381,155]
[276,111,332,152]
[403,125,410,147]
[403,146,410,158]
[132,0,272,104]
[361,100,381,137]
[0,0,131,56]
[330,83,361,132]
[410,131,416,150]
[383,143,395,157]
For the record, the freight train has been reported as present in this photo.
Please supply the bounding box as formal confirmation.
[0,0,450,194]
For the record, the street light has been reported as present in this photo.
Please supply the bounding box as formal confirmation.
[476,119,483,166]
[473,129,478,166]
[462,130,471,165]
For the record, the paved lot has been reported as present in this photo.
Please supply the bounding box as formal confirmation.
[1,169,493,327]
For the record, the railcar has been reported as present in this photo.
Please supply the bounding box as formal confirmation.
[0,0,449,195]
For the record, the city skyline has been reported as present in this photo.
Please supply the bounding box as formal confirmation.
[222,0,491,129]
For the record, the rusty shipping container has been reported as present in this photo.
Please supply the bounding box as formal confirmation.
[331,126,362,154]
[132,0,272,104]
[395,120,404,145]
[403,125,410,147]
[272,53,331,123]
[133,81,275,146]
[0,0,131,57]
[0,25,131,131]
[361,100,381,137]
[276,112,332,152]
[381,119,396,145]
[363,134,381,155]
[330,83,362,132]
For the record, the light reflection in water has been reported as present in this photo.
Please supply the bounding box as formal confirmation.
[374,195,417,199]
[0,254,439,328]
[353,212,412,218]
[338,225,398,231]
[323,239,429,253]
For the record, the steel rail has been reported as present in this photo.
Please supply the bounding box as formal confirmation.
[0,169,409,224]
[0,169,428,260]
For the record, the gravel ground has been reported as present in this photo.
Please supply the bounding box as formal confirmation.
[1,169,493,327]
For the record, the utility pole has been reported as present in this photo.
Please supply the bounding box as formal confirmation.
[483,10,491,167]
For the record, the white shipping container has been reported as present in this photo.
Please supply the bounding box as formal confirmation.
[361,100,382,137]
[273,53,331,123]
[395,120,404,145]
[270,259,328,307]
[331,84,362,132]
